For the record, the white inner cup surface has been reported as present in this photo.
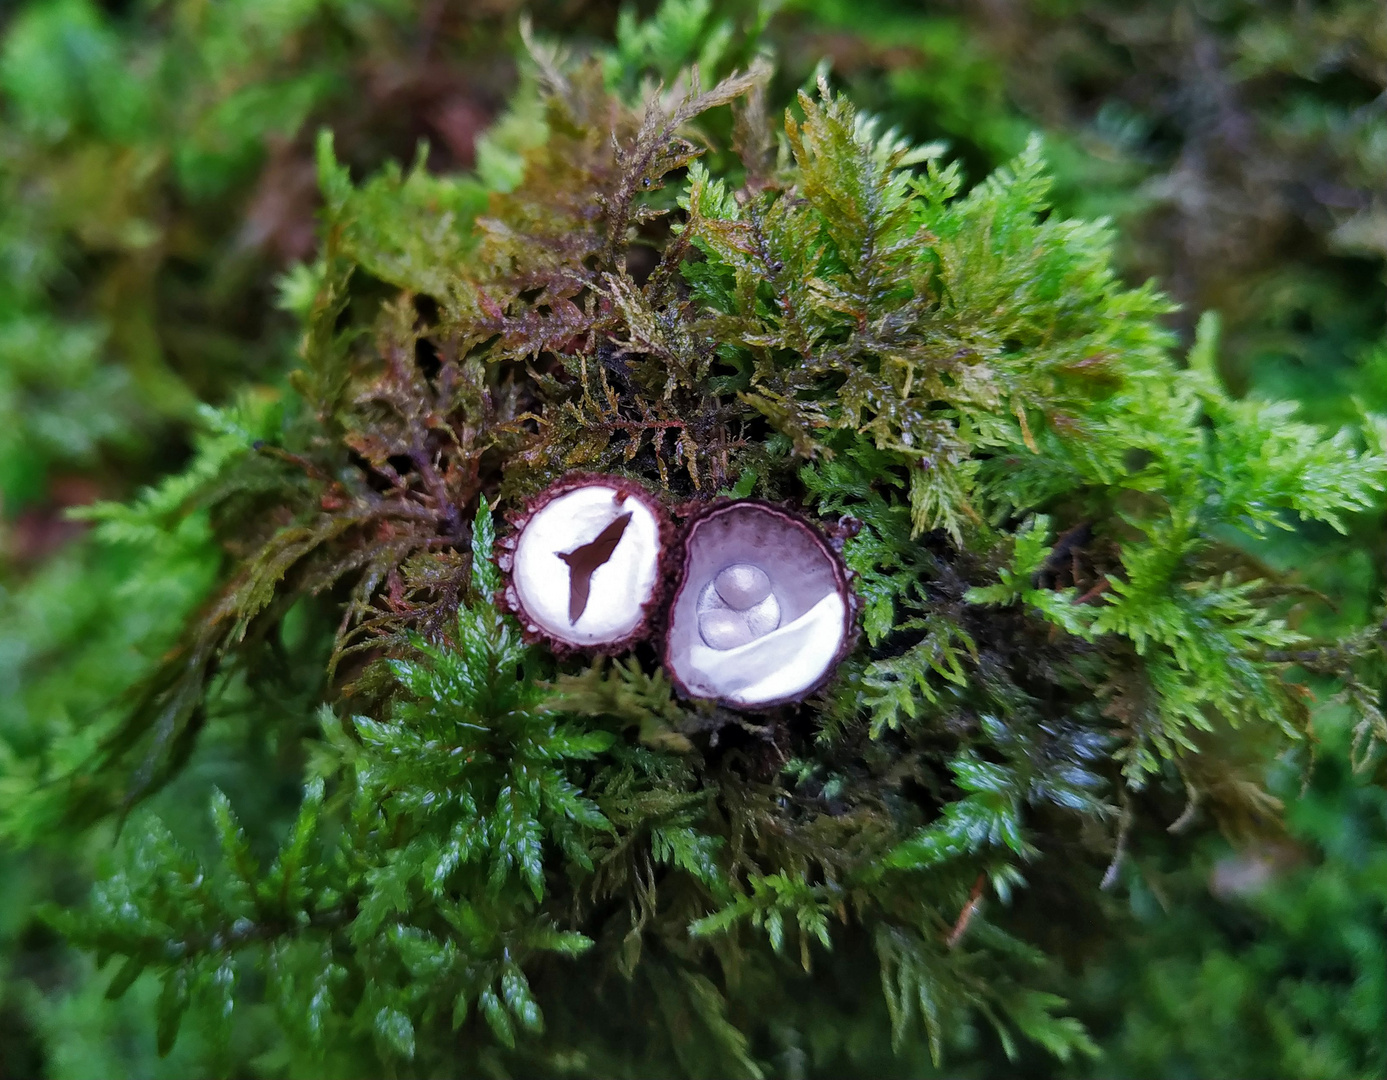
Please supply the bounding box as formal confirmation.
[685,593,846,704]
[512,485,662,645]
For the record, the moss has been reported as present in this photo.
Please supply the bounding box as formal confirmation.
[3,4,1386,1078]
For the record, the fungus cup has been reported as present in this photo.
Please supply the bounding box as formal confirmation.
[664,501,857,708]
[498,474,671,653]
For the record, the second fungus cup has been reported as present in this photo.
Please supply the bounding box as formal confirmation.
[663,501,857,709]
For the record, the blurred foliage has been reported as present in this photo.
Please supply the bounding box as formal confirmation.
[0,0,647,536]
[780,0,1387,374]
[0,1,1384,1079]
[1065,708,1387,1080]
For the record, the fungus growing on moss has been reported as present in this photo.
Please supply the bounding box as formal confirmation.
[498,474,670,652]
[663,501,857,708]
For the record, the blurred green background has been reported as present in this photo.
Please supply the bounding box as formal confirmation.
[1,1,1383,1077]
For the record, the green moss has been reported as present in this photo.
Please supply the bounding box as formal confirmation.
[9,22,1381,1075]
[2,4,1386,1078]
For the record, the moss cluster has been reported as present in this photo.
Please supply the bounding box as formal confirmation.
[2,5,1385,1077]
